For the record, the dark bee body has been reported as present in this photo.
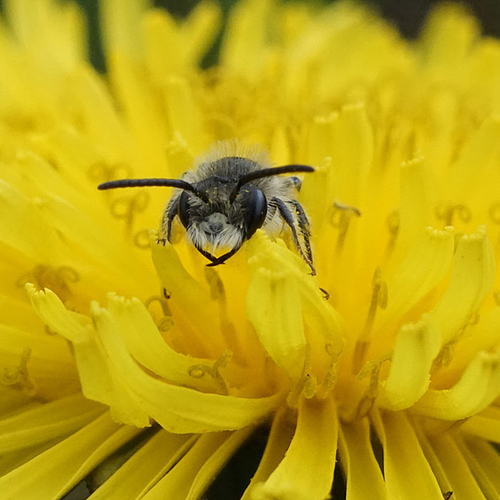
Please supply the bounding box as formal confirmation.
[99,149,315,274]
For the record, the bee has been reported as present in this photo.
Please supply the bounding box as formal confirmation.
[98,146,315,274]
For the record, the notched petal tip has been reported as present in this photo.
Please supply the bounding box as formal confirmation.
[246,229,312,277]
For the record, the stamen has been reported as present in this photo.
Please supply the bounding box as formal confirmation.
[435,202,471,227]
[287,344,318,407]
[133,229,151,249]
[156,316,174,333]
[110,192,149,235]
[489,202,500,224]
[204,268,242,357]
[352,267,388,374]
[384,210,400,262]
[432,342,455,372]
[331,201,361,254]
[17,265,79,304]
[88,162,132,184]
[347,355,390,421]
[317,342,342,398]
[188,350,233,395]
[489,202,500,248]
[144,295,171,316]
[144,295,173,331]
[204,267,225,302]
[1,348,36,396]
[354,361,382,420]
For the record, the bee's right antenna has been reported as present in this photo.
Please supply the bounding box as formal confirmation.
[230,165,314,202]
[98,178,208,202]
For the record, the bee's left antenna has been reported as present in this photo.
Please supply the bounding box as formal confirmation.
[98,178,208,202]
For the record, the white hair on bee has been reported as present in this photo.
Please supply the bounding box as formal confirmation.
[195,139,271,168]
[98,139,316,274]
[182,140,272,184]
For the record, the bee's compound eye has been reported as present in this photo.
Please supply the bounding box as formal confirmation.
[178,191,190,229]
[246,188,267,239]
[289,176,302,191]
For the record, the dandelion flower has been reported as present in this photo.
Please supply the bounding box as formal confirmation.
[1,0,500,499]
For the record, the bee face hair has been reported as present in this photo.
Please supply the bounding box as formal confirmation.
[98,153,316,274]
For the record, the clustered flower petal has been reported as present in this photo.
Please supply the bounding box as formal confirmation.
[1,0,500,499]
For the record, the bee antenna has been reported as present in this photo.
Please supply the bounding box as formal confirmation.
[98,178,208,202]
[230,165,314,201]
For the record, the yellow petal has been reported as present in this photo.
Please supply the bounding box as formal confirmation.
[398,157,435,246]
[0,321,78,400]
[163,77,207,154]
[440,306,500,386]
[420,3,480,73]
[463,437,500,497]
[92,302,282,432]
[0,180,60,263]
[447,117,500,200]
[252,397,338,500]
[412,351,500,420]
[106,293,229,393]
[374,226,454,345]
[100,0,149,58]
[300,115,337,232]
[460,406,500,444]
[373,410,443,500]
[330,103,372,208]
[220,0,272,81]
[88,431,195,500]
[241,408,295,500]
[380,316,441,410]
[338,418,386,500]
[429,227,495,345]
[180,1,221,65]
[247,235,307,382]
[4,0,86,72]
[142,432,231,500]
[27,284,88,342]
[0,412,140,500]
[150,233,227,357]
[185,426,255,500]
[29,286,152,427]
[0,393,104,453]
[69,65,132,160]
[427,433,486,499]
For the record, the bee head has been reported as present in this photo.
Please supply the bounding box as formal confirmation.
[177,183,268,258]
